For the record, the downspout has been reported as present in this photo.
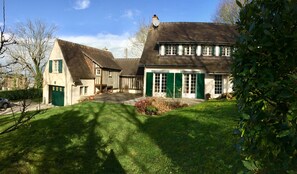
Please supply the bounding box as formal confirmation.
[100,68,103,93]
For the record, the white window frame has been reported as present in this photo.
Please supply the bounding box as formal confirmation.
[202,46,212,56]
[108,71,112,78]
[53,60,59,73]
[215,75,223,94]
[80,86,88,96]
[153,73,167,97]
[95,64,101,75]
[222,47,231,57]
[165,45,177,55]
[182,74,197,98]
[184,45,196,55]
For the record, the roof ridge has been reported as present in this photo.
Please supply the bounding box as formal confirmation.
[160,22,235,26]
[56,38,111,53]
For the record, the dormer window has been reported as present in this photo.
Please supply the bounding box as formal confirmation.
[165,45,177,55]
[184,45,196,55]
[202,46,213,56]
[221,47,231,57]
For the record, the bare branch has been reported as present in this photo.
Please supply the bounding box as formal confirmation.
[129,19,150,58]
[7,19,56,88]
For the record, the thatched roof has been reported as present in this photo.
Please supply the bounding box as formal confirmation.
[140,22,237,73]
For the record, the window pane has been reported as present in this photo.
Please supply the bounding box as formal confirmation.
[172,46,176,55]
[165,45,176,55]
[184,74,189,93]
[191,74,196,93]
[215,75,222,94]
[202,46,211,56]
[84,87,88,94]
[184,45,195,55]
[80,87,83,95]
[161,74,166,93]
[154,73,160,92]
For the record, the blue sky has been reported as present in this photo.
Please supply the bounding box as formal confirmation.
[5,0,221,57]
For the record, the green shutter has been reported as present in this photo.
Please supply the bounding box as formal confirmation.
[146,72,153,97]
[49,60,52,73]
[219,46,222,56]
[58,60,63,73]
[196,73,205,99]
[212,46,215,56]
[175,73,182,98]
[166,73,174,98]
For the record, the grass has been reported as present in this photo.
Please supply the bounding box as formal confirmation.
[0,100,244,173]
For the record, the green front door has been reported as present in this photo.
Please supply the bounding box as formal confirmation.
[52,86,64,106]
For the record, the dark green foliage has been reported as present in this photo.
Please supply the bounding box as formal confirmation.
[0,88,42,101]
[232,0,297,172]
[145,105,158,115]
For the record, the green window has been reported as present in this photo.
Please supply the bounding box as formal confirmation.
[58,60,63,73]
[166,73,174,97]
[175,73,182,98]
[196,73,205,99]
[49,60,53,73]
[146,72,153,97]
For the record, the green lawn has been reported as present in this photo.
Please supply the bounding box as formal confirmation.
[0,100,244,173]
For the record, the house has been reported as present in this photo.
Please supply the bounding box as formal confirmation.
[140,20,237,99]
[43,39,122,106]
[115,58,143,94]
[1,74,28,91]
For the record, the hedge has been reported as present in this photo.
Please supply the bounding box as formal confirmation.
[0,88,42,101]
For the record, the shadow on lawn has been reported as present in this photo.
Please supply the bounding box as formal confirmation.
[118,101,243,173]
[0,102,125,173]
[143,114,241,173]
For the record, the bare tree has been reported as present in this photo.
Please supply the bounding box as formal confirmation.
[8,19,56,88]
[213,0,247,24]
[129,19,150,57]
[0,0,16,68]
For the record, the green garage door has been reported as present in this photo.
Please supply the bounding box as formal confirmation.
[52,86,64,106]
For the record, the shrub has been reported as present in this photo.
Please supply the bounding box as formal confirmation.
[135,98,189,115]
[0,88,42,101]
[151,98,171,114]
[233,0,297,172]
[134,98,152,114]
[145,105,158,115]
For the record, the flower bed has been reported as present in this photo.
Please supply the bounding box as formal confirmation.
[134,97,188,115]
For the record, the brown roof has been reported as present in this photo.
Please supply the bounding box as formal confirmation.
[140,22,237,73]
[57,39,121,82]
[115,58,141,76]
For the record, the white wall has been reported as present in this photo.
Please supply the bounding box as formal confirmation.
[205,74,233,98]
[71,79,95,104]
[143,67,233,99]
[43,40,95,106]
[43,41,70,105]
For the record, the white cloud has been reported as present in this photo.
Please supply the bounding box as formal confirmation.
[59,33,140,58]
[121,9,141,19]
[73,0,90,10]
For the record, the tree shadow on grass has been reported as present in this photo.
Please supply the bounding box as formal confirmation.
[0,102,125,173]
[141,107,243,173]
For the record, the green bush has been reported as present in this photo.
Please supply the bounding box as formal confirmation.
[145,105,158,115]
[233,0,297,172]
[0,88,42,101]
